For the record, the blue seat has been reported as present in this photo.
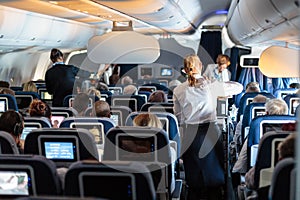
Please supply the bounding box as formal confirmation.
[269,158,295,200]
[234,91,245,108]
[273,88,297,99]
[60,117,116,136]
[141,102,174,114]
[283,93,299,115]
[136,79,160,85]
[99,90,112,97]
[15,91,40,99]
[251,131,290,190]
[15,91,40,109]
[10,86,23,91]
[0,93,18,111]
[108,86,123,95]
[0,130,20,154]
[51,107,78,118]
[103,126,177,199]
[241,102,266,140]
[111,106,132,126]
[125,111,180,158]
[60,117,116,150]
[142,83,169,93]
[21,117,52,140]
[24,117,52,128]
[237,92,275,122]
[246,115,296,170]
[64,160,156,200]
[138,90,152,101]
[108,95,146,111]
[0,154,62,196]
[24,128,99,167]
[62,94,99,108]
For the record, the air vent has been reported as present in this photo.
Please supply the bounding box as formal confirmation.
[112,21,133,31]
[201,25,223,30]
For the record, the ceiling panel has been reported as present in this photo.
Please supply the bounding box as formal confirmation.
[0,0,232,34]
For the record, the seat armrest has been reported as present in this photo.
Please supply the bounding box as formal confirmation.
[170,140,177,157]
[171,179,182,200]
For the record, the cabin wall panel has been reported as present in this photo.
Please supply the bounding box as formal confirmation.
[0,52,41,86]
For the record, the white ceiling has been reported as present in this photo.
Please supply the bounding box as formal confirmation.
[0,0,231,34]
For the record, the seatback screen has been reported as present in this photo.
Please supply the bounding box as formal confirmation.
[79,172,135,200]
[44,142,75,160]
[0,171,29,195]
[39,136,79,162]
[117,135,156,162]
[0,100,7,113]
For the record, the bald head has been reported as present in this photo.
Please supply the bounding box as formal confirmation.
[93,100,111,118]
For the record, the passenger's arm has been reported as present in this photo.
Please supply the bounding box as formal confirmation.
[245,166,255,189]
[233,120,242,145]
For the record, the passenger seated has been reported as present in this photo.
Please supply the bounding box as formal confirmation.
[289,82,300,89]
[96,82,110,92]
[245,82,261,93]
[123,84,137,95]
[86,87,101,99]
[29,99,52,126]
[233,94,268,145]
[133,113,176,193]
[92,100,111,118]
[133,113,163,128]
[22,80,38,92]
[89,100,112,143]
[203,54,231,82]
[109,64,120,85]
[233,99,288,173]
[121,75,134,85]
[72,93,89,117]
[0,110,24,153]
[236,82,263,122]
[245,131,296,189]
[0,80,10,88]
[148,90,168,103]
[0,87,15,96]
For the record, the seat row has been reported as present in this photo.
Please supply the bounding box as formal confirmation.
[0,126,182,200]
[0,154,156,200]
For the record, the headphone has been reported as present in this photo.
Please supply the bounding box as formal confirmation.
[13,111,23,137]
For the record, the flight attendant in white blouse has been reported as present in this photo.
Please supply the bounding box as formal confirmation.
[173,54,225,200]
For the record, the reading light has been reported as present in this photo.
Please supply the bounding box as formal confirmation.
[215,10,228,15]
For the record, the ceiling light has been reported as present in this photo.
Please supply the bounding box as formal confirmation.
[215,10,228,15]
[49,1,58,5]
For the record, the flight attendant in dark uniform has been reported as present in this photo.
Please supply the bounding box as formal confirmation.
[173,54,225,200]
[45,48,90,107]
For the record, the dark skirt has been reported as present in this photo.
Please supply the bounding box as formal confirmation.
[181,122,225,188]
